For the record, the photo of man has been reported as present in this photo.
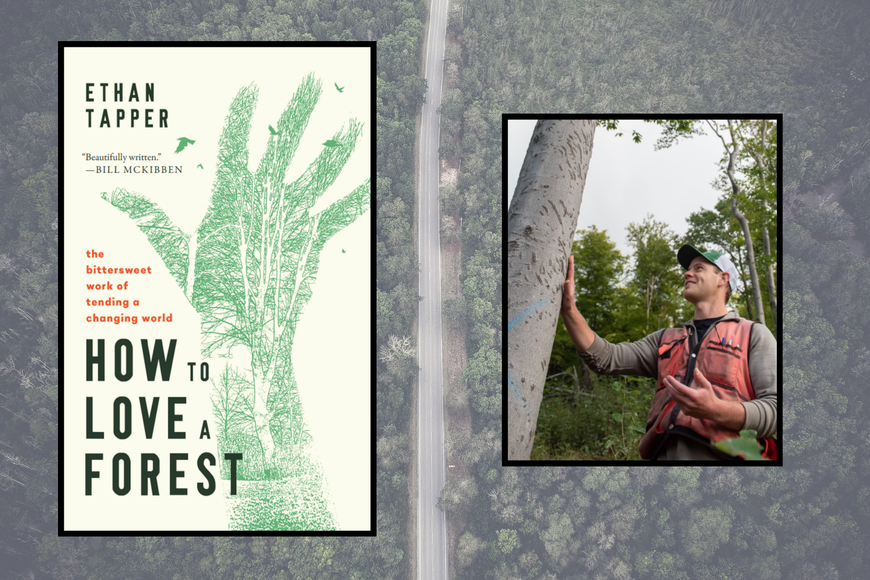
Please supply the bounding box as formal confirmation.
[562,244,777,461]
[505,116,781,464]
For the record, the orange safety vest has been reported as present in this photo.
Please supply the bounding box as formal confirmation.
[638,317,777,461]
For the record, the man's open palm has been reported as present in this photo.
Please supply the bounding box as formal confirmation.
[562,254,576,314]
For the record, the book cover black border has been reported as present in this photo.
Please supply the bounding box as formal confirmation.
[58,40,377,537]
[501,113,784,468]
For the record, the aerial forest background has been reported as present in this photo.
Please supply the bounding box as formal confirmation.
[1,0,870,578]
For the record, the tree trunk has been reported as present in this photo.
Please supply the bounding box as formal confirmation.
[750,120,777,330]
[580,362,593,391]
[708,120,766,325]
[761,225,776,328]
[744,289,754,321]
[726,141,765,325]
[251,368,276,477]
[507,119,595,460]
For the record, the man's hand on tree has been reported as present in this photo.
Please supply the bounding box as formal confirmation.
[560,254,595,352]
[562,254,577,315]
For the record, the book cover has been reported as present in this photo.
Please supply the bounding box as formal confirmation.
[60,42,374,534]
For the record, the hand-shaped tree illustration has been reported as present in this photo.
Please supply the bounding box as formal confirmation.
[102,74,369,489]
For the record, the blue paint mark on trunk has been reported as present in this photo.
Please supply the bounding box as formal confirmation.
[508,298,549,331]
[508,369,525,405]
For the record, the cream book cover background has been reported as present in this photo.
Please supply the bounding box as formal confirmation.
[62,44,372,533]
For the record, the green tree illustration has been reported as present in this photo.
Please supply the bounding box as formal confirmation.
[102,73,369,479]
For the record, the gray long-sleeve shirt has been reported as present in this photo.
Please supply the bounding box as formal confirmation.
[577,311,778,460]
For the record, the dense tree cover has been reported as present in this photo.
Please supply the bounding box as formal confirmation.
[0,1,426,578]
[0,4,60,574]
[442,0,870,578]
[840,166,870,241]
[442,462,868,579]
[2,0,870,578]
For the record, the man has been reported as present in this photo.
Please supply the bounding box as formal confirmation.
[560,244,777,460]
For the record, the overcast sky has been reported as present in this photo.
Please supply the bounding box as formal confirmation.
[507,120,731,261]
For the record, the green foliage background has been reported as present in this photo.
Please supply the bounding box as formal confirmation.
[1,0,870,578]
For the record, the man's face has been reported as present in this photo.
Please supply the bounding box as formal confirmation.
[683,256,725,304]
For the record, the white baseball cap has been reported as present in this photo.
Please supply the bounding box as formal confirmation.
[677,244,739,293]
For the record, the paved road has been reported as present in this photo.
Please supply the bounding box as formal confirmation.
[417,0,448,578]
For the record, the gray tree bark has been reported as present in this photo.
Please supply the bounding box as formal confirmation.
[726,140,766,326]
[507,119,595,460]
[708,120,766,326]
[750,120,777,330]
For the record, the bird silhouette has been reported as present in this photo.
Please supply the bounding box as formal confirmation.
[322,139,342,148]
[197,163,203,169]
[334,82,344,93]
[175,137,195,154]
[269,125,279,135]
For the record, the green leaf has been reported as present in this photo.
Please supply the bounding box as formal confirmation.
[612,412,623,422]
[612,381,621,392]
[712,430,770,460]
